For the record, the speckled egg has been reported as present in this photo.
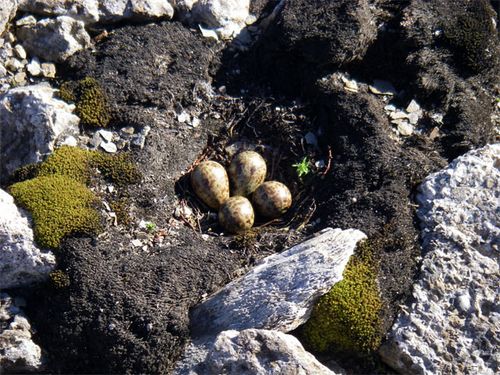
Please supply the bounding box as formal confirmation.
[252,181,292,219]
[218,196,254,233]
[191,161,229,209]
[228,151,267,197]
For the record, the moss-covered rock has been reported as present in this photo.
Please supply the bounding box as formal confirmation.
[9,146,141,249]
[10,175,101,249]
[301,240,383,354]
[59,77,111,128]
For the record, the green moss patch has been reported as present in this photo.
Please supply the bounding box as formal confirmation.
[93,153,142,187]
[301,240,383,354]
[59,77,111,128]
[10,175,101,249]
[9,146,141,249]
[38,146,94,183]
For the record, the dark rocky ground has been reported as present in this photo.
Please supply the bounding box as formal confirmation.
[9,0,499,373]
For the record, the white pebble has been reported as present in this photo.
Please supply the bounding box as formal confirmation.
[14,45,27,60]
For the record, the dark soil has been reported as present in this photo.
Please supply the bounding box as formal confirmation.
[8,0,499,374]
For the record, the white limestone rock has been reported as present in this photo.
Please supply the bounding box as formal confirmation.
[18,0,174,24]
[17,16,92,62]
[0,83,80,181]
[0,189,56,289]
[0,0,17,36]
[175,329,337,375]
[18,0,100,24]
[0,293,44,372]
[190,228,366,336]
[192,0,250,39]
[379,144,500,375]
[128,0,174,20]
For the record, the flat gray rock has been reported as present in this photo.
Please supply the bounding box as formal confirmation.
[17,16,92,62]
[0,83,79,181]
[191,227,366,336]
[379,144,500,375]
[0,189,56,289]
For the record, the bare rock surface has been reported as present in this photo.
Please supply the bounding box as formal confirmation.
[191,228,366,336]
[192,0,250,38]
[99,0,174,22]
[0,189,56,289]
[0,0,17,36]
[0,293,43,372]
[0,83,79,182]
[16,16,92,62]
[175,329,337,375]
[379,144,500,375]
[18,0,174,24]
[18,0,100,24]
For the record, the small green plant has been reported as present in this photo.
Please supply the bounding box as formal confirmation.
[145,222,157,233]
[292,157,311,178]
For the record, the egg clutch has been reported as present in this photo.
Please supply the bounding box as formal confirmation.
[190,151,292,233]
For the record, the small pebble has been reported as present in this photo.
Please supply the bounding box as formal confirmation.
[304,131,318,147]
[369,79,397,96]
[62,136,78,147]
[5,32,15,44]
[26,57,41,76]
[390,111,408,120]
[13,72,26,85]
[428,127,440,140]
[41,62,56,78]
[455,293,471,313]
[177,111,190,123]
[13,45,27,60]
[384,104,396,112]
[98,129,113,142]
[120,126,135,135]
[199,25,219,41]
[408,112,420,125]
[191,116,200,128]
[245,14,257,25]
[16,16,37,27]
[406,99,421,113]
[315,160,325,168]
[397,121,414,136]
[0,64,6,78]
[5,57,24,72]
[100,141,117,153]
[131,239,142,247]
